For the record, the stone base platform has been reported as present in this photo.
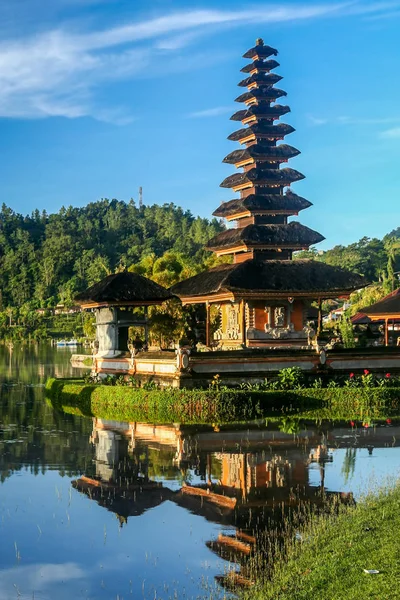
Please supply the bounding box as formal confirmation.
[72,347,400,388]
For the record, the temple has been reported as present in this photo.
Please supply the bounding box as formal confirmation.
[172,39,364,348]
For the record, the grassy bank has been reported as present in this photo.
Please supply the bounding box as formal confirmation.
[248,482,400,600]
[45,378,400,424]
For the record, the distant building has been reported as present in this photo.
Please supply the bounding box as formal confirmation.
[54,303,81,314]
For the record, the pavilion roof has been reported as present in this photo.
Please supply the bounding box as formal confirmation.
[206,222,324,251]
[75,271,174,307]
[170,260,365,300]
[230,104,290,122]
[235,88,287,103]
[240,59,280,73]
[351,312,372,325]
[212,191,312,218]
[228,122,295,142]
[360,288,400,318]
[222,144,300,165]
[220,167,305,189]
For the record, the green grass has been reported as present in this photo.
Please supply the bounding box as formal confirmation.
[248,482,400,600]
[45,378,400,425]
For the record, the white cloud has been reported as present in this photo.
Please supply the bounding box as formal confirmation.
[0,2,398,121]
[188,105,235,118]
[380,126,400,138]
[0,562,85,600]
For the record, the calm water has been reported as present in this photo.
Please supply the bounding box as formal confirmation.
[1,345,400,599]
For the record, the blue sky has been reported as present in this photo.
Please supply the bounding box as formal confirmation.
[0,0,399,249]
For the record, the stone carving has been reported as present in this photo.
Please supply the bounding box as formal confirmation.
[227,305,240,340]
[274,306,285,328]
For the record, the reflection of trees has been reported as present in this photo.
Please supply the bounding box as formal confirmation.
[0,344,80,384]
[145,447,181,479]
[341,447,357,484]
[0,385,93,483]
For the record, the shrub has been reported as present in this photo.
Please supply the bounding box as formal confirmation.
[278,367,304,390]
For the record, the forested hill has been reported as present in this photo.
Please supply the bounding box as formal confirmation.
[1,196,399,315]
[0,200,224,310]
[296,232,400,284]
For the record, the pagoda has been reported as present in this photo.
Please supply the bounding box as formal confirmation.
[172,39,364,348]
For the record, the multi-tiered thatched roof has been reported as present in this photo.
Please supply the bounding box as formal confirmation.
[171,38,365,302]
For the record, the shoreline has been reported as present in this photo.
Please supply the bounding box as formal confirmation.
[247,481,400,600]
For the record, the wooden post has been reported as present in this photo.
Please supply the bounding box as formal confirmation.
[144,305,149,347]
[205,302,210,347]
[207,453,212,486]
[385,318,389,346]
[241,299,247,347]
[242,453,248,501]
[317,298,322,337]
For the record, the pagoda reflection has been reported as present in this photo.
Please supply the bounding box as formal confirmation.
[71,417,363,589]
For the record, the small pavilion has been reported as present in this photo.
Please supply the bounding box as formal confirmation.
[171,39,364,349]
[75,271,174,357]
[359,288,400,346]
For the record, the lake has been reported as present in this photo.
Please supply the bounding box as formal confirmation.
[0,344,399,599]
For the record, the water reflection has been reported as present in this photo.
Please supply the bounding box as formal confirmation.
[70,417,399,590]
[0,343,89,384]
[1,345,400,598]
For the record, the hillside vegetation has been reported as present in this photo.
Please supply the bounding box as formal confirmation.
[0,197,398,340]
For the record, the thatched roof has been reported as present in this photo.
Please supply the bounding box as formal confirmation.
[230,104,290,122]
[220,167,305,189]
[223,144,300,165]
[235,88,287,103]
[360,288,400,317]
[240,59,280,73]
[228,122,295,142]
[75,271,174,307]
[243,43,278,59]
[170,260,365,299]
[206,222,324,251]
[238,73,282,88]
[213,191,312,218]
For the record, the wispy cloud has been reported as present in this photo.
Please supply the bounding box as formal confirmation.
[187,105,235,118]
[337,116,400,125]
[308,114,400,127]
[307,115,329,126]
[364,7,400,19]
[380,126,400,138]
[0,2,398,121]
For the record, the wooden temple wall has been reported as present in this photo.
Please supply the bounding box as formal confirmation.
[291,300,305,331]
[215,300,306,348]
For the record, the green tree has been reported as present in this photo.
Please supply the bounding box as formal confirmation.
[339,312,355,348]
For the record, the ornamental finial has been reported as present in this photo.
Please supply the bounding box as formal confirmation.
[256,38,264,46]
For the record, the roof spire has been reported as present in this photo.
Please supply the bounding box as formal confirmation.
[255,37,264,46]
